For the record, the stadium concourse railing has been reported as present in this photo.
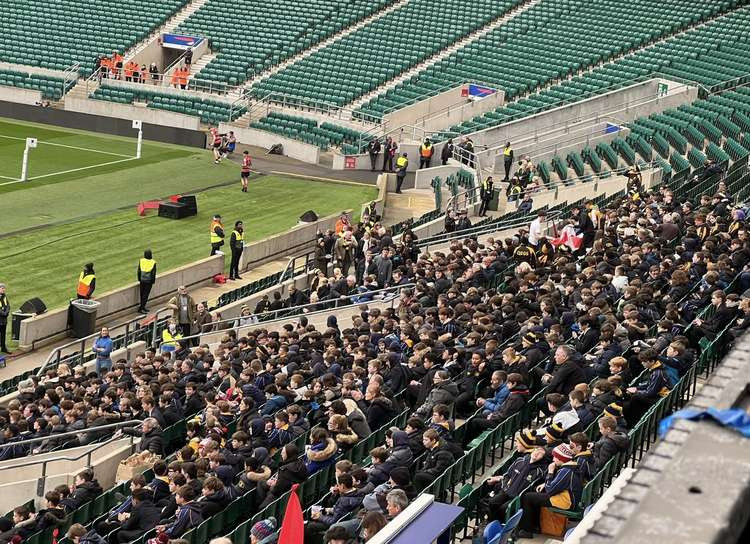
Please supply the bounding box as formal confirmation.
[149,283,414,350]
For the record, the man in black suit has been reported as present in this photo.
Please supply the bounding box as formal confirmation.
[573,316,600,355]
[0,283,9,354]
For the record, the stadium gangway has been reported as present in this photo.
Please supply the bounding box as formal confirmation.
[153,283,416,349]
[0,421,143,492]
[0,420,143,454]
[37,306,172,378]
[276,249,318,285]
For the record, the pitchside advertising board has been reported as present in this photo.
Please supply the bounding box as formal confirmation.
[162,34,204,50]
[461,84,497,101]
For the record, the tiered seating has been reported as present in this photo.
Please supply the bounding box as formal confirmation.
[440,4,750,137]
[90,84,245,124]
[175,0,396,87]
[539,87,750,186]
[356,0,739,122]
[251,112,371,151]
[0,0,190,74]
[251,0,525,106]
[0,69,73,100]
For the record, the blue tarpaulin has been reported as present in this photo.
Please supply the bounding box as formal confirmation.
[659,407,750,438]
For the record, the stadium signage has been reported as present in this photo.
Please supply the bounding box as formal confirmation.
[462,84,497,101]
[162,34,204,50]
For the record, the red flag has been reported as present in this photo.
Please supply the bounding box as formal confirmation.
[551,225,583,250]
[278,483,304,544]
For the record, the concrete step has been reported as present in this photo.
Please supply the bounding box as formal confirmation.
[124,0,213,61]
[348,0,543,111]
[243,0,411,91]
[188,53,218,80]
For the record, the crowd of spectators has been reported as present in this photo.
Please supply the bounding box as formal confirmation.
[0,174,747,543]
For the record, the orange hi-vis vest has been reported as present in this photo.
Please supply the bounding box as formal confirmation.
[77,272,95,297]
[420,144,433,157]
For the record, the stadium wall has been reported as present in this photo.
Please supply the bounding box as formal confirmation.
[0,439,134,512]
[0,100,206,147]
[238,210,347,271]
[383,85,506,134]
[472,78,698,152]
[18,256,224,350]
[219,123,321,164]
[332,141,451,171]
[0,85,43,106]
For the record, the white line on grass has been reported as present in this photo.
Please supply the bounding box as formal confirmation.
[0,157,138,186]
[0,134,133,158]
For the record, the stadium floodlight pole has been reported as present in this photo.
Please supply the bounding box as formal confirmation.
[20,137,38,181]
[133,119,143,159]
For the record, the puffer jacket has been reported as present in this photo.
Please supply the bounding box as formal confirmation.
[319,488,366,526]
[61,479,103,512]
[368,431,413,486]
[593,431,629,469]
[367,396,396,431]
[305,438,338,475]
[333,427,359,449]
[415,380,460,418]
[417,440,455,478]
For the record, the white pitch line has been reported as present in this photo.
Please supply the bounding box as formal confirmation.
[26,157,139,180]
[0,134,133,158]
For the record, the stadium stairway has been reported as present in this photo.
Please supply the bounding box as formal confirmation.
[122,0,213,62]
[250,0,529,107]
[236,0,412,91]
[356,0,745,124]
[345,0,543,115]
[432,2,750,140]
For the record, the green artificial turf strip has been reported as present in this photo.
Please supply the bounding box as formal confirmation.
[0,176,376,346]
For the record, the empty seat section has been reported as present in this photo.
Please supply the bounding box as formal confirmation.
[253,0,525,107]
[356,0,738,122]
[177,0,396,87]
[0,0,190,74]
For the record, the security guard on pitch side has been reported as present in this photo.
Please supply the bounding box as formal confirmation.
[137,250,157,314]
[76,263,96,300]
[229,221,245,280]
[209,214,225,256]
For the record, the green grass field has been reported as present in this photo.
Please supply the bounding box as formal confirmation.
[1,175,376,347]
[0,117,242,232]
[0,117,377,349]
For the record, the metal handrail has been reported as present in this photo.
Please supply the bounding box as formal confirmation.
[277,251,316,285]
[445,74,703,148]
[38,306,171,377]
[353,79,500,123]
[157,284,416,347]
[61,62,81,96]
[417,211,563,250]
[478,79,696,155]
[89,70,244,98]
[0,420,142,451]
